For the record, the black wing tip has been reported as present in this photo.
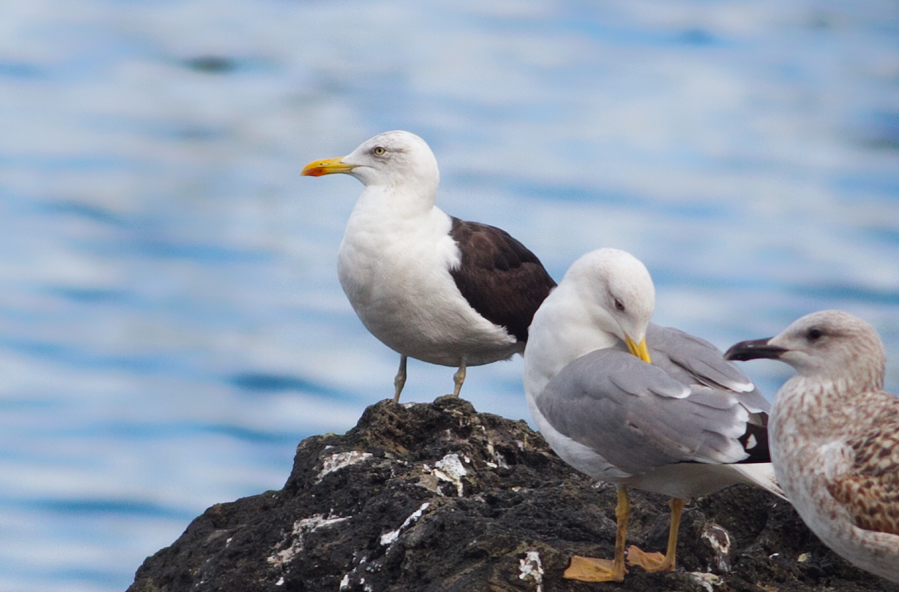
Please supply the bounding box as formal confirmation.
[737,421,772,463]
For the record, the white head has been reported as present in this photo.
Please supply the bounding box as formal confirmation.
[524,248,655,399]
[302,131,440,197]
[559,247,656,356]
[725,310,886,390]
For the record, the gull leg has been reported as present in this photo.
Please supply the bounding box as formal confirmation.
[627,497,684,573]
[392,355,408,403]
[564,485,629,582]
[451,360,467,397]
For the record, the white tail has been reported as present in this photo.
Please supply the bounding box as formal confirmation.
[730,463,786,500]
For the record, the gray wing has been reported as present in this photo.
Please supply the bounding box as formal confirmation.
[647,323,770,414]
[536,348,756,476]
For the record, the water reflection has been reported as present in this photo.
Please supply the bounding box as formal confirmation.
[0,1,897,591]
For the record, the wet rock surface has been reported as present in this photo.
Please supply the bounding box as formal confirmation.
[128,396,897,592]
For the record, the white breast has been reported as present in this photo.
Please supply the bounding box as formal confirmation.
[337,196,518,367]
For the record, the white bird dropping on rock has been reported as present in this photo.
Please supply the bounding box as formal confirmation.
[302,131,556,402]
[726,310,899,583]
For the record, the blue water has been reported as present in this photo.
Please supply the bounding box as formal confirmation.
[1,1,898,590]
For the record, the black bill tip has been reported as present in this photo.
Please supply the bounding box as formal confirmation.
[724,338,787,362]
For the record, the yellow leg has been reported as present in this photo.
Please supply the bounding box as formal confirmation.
[564,485,629,582]
[392,355,408,403]
[451,360,467,397]
[626,497,684,573]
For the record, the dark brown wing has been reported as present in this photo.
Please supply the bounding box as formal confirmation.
[448,218,556,342]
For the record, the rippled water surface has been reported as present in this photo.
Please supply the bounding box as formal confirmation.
[2,1,898,590]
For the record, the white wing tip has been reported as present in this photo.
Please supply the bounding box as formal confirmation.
[732,380,755,393]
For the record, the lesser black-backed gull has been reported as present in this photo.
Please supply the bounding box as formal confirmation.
[302,131,556,402]
[523,248,783,582]
[725,310,899,583]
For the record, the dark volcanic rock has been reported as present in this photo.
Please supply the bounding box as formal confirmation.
[128,396,897,592]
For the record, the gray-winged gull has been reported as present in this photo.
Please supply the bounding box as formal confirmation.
[523,248,784,582]
[302,131,556,402]
[725,310,899,583]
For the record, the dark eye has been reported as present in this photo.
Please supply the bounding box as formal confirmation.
[807,327,823,341]
[372,146,386,156]
[614,298,625,312]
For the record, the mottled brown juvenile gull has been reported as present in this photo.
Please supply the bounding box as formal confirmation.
[523,248,783,582]
[302,131,556,402]
[725,310,899,583]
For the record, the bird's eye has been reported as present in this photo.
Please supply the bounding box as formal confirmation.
[807,328,823,341]
[372,146,386,156]
[614,298,625,312]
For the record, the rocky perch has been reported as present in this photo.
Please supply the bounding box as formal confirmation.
[128,396,897,592]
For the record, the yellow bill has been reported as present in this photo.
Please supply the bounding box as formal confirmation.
[301,157,355,177]
[625,335,651,363]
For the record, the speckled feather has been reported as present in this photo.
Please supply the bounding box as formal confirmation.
[727,310,899,583]
[827,395,899,537]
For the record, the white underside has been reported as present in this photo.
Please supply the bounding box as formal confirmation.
[337,196,519,367]
[787,476,899,582]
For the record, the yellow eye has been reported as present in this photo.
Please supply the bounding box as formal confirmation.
[373,146,386,155]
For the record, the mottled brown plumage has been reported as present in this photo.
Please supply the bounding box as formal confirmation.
[726,310,899,583]
[827,400,899,537]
